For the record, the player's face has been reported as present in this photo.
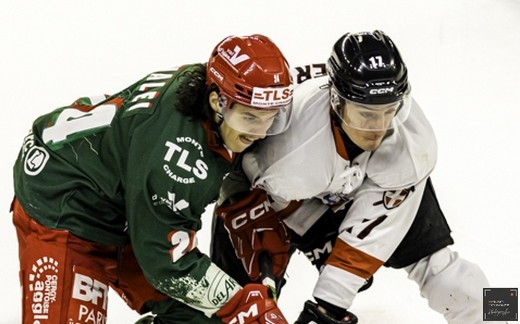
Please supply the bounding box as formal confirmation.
[342,125,387,151]
[219,103,277,153]
[340,102,398,151]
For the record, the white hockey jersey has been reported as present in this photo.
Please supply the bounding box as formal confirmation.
[241,76,438,309]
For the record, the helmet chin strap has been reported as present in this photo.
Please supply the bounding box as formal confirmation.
[210,99,225,133]
[210,113,226,147]
[215,111,224,126]
[213,116,227,150]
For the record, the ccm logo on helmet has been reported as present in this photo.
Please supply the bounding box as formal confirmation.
[369,87,394,95]
[251,86,293,107]
[209,67,224,82]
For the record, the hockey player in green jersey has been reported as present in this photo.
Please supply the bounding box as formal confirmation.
[11,34,293,324]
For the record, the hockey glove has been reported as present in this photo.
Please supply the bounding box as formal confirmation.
[217,188,291,281]
[295,300,358,324]
[216,283,288,324]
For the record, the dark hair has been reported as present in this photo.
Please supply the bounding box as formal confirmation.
[175,63,214,121]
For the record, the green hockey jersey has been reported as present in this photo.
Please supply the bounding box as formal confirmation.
[13,64,241,316]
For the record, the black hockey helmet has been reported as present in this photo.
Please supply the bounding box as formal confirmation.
[327,30,410,105]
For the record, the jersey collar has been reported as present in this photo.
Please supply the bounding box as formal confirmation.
[200,120,236,163]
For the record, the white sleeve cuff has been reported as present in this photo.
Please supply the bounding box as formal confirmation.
[312,264,367,309]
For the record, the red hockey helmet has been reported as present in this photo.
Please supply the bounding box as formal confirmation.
[207,34,293,135]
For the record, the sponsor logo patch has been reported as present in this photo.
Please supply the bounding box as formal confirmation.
[28,257,59,321]
[24,146,49,176]
[70,269,108,323]
[251,85,293,107]
[381,188,412,209]
[162,136,208,184]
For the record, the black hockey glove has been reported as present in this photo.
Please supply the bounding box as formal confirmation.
[295,300,358,324]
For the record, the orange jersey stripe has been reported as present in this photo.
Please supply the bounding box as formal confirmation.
[325,238,384,279]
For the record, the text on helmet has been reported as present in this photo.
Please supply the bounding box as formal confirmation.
[251,86,293,107]
[219,45,250,66]
[369,87,395,95]
[209,67,224,82]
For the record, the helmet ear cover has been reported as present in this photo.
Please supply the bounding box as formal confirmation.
[217,95,226,110]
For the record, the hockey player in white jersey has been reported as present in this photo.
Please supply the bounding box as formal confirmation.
[211,30,499,323]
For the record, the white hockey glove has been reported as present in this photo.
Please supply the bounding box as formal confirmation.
[294,300,358,324]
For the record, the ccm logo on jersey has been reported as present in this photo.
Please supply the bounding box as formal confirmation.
[304,240,333,264]
[251,85,293,107]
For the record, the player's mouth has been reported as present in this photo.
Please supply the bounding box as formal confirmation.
[239,135,258,145]
[365,131,386,140]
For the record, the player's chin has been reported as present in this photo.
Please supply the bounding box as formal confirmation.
[229,135,257,152]
[360,137,384,151]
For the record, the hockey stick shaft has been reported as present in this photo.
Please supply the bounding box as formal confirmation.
[259,252,278,302]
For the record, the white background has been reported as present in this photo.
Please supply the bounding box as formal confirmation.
[1,0,519,323]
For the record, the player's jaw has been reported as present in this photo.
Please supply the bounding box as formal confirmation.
[346,127,387,151]
[220,124,265,153]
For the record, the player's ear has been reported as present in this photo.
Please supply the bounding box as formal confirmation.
[209,91,221,113]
